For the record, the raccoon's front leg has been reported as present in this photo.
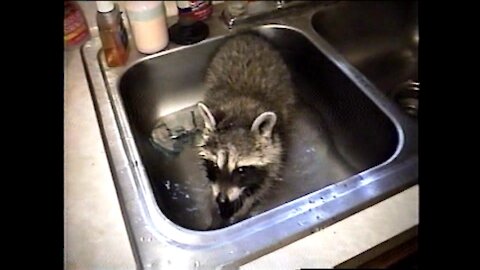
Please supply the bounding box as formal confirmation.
[208,212,229,230]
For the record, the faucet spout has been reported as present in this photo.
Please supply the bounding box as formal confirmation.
[221,1,248,29]
[221,1,307,29]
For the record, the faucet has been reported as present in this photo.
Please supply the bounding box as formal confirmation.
[276,1,287,9]
[221,1,248,29]
[221,0,296,29]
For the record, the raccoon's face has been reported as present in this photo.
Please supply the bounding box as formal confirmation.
[197,103,282,219]
[203,157,267,219]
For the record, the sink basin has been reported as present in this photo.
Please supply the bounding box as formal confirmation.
[81,2,417,269]
[311,1,418,117]
[119,26,398,231]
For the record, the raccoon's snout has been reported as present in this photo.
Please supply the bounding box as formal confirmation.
[217,193,229,204]
[216,193,243,219]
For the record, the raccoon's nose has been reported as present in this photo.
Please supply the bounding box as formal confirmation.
[217,193,229,204]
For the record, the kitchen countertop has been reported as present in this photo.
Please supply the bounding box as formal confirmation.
[64,2,418,269]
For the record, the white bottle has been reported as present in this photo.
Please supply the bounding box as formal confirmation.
[126,1,169,54]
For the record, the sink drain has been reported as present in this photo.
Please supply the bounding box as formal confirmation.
[391,79,419,118]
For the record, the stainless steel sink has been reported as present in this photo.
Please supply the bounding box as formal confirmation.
[311,1,418,117]
[81,2,417,269]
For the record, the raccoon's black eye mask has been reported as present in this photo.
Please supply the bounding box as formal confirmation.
[202,159,267,188]
[203,159,218,182]
[232,166,267,187]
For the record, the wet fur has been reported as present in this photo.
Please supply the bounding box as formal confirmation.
[198,33,295,223]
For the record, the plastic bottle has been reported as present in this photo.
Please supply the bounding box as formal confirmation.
[176,1,213,21]
[64,1,91,50]
[96,1,129,67]
[169,1,210,45]
[126,1,169,54]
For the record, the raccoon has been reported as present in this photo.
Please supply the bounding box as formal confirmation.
[197,33,295,224]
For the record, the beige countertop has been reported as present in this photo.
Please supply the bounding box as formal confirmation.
[64,2,418,269]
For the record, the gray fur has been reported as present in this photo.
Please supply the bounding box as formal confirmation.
[198,33,295,222]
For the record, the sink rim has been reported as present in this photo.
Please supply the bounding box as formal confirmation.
[81,2,418,269]
[116,23,407,234]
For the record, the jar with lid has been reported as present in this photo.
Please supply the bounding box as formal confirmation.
[64,1,91,50]
[126,1,169,54]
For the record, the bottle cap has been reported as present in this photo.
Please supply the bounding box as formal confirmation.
[96,1,114,13]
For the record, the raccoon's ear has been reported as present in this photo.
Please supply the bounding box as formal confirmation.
[198,102,216,132]
[251,112,277,138]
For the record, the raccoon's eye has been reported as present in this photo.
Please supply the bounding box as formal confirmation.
[235,166,252,177]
